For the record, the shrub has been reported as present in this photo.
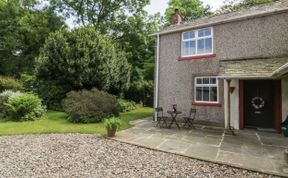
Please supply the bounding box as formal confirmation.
[64,88,120,123]
[36,27,131,97]
[4,93,45,121]
[117,99,137,112]
[36,80,67,111]
[0,90,22,117]
[0,76,22,92]
[124,80,154,107]
[105,117,121,129]
[20,74,37,93]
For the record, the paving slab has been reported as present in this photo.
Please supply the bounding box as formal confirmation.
[184,144,219,160]
[157,139,191,153]
[114,117,288,177]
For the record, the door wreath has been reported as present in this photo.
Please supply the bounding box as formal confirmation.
[251,96,265,109]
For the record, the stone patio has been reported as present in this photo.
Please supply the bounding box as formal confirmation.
[113,118,288,177]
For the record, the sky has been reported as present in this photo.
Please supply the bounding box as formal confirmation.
[144,0,227,15]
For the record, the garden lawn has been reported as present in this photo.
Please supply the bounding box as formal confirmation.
[0,107,153,136]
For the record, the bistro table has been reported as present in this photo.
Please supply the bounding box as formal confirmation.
[167,110,182,129]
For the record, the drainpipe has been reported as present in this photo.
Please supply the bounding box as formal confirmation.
[154,33,160,121]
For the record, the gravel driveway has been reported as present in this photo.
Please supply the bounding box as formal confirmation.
[0,134,277,178]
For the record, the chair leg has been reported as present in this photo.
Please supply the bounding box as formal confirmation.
[155,118,161,128]
[163,119,168,128]
[188,120,195,129]
[183,119,188,129]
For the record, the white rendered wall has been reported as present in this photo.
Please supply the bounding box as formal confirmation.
[282,77,288,122]
[224,79,240,129]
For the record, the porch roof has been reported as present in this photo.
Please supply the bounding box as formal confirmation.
[219,57,288,79]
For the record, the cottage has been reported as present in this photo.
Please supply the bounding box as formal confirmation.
[154,0,288,133]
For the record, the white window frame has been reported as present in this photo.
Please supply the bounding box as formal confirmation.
[194,76,219,103]
[181,27,213,57]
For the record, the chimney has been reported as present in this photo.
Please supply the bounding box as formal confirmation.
[172,9,182,25]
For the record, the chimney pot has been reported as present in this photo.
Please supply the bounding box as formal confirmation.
[172,9,182,25]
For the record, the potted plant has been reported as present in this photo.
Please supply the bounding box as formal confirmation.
[105,117,121,137]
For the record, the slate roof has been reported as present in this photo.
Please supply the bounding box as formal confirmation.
[157,0,288,35]
[219,57,288,79]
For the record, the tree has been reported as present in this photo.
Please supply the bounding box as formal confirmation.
[112,11,160,80]
[36,27,131,96]
[164,0,212,25]
[50,0,149,34]
[0,0,65,76]
[218,0,276,13]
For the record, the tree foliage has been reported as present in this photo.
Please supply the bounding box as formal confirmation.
[218,0,276,13]
[50,0,149,33]
[0,0,65,76]
[36,27,131,96]
[165,0,212,25]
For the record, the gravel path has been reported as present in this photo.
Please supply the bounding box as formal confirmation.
[0,134,278,178]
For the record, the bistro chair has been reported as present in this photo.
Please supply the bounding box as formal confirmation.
[155,107,168,128]
[182,108,197,129]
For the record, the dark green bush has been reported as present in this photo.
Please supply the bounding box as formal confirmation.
[20,74,65,111]
[36,80,67,111]
[117,99,137,112]
[36,27,131,97]
[64,88,120,123]
[20,74,37,93]
[4,93,45,121]
[124,80,154,107]
[0,76,22,92]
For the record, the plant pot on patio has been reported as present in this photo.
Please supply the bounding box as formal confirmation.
[107,128,117,137]
[105,118,121,137]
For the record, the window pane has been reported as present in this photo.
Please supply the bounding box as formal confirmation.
[183,32,195,40]
[189,40,196,55]
[203,87,209,101]
[203,78,209,84]
[196,87,202,101]
[197,39,205,54]
[196,78,202,84]
[210,87,218,102]
[204,38,212,53]
[210,78,216,84]
[182,41,189,56]
[198,28,211,37]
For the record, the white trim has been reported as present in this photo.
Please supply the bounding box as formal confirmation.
[181,27,214,57]
[194,76,219,103]
[154,33,160,121]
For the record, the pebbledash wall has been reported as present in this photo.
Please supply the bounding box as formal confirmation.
[157,12,288,125]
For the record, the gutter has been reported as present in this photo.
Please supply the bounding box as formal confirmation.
[152,8,288,36]
[154,33,160,121]
[272,62,288,77]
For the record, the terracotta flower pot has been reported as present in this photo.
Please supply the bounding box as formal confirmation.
[107,128,117,137]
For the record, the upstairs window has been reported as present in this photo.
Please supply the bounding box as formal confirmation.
[195,76,218,103]
[182,28,213,57]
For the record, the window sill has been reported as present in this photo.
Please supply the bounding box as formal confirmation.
[192,102,222,107]
[178,54,216,60]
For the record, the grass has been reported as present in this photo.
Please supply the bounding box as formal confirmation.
[0,107,153,136]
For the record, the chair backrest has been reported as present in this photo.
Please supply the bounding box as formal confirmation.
[155,107,164,118]
[189,108,197,118]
